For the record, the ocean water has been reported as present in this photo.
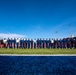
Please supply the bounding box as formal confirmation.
[0,56,76,75]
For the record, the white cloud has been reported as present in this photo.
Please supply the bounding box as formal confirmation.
[0,33,26,38]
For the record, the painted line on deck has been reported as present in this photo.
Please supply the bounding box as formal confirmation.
[0,54,76,56]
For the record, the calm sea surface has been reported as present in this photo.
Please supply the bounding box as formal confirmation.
[0,56,76,75]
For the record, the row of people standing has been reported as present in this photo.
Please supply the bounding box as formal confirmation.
[1,37,76,48]
[37,38,76,48]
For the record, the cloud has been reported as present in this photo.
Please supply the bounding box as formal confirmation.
[0,33,26,38]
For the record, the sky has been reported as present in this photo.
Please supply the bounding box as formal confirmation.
[0,0,76,39]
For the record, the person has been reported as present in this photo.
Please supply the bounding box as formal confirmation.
[51,38,54,48]
[10,38,13,48]
[70,37,74,48]
[67,37,71,48]
[7,38,11,48]
[62,38,66,48]
[73,37,76,48]
[20,38,23,48]
[24,38,27,48]
[27,39,30,49]
[37,38,40,48]
[0,39,4,48]
[41,38,43,48]
[59,38,63,48]
[40,38,42,48]
[56,38,59,48]
[48,38,51,48]
[45,38,48,48]
[23,38,26,48]
[33,38,37,48]
[42,38,45,48]
[16,38,20,48]
[29,39,32,48]
[3,38,7,48]
[13,38,16,48]
[54,38,57,48]
[44,39,46,48]
[0,39,1,48]
[30,39,33,48]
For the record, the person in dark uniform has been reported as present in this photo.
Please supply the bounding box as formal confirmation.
[30,39,33,48]
[27,38,29,48]
[42,38,45,48]
[59,38,63,48]
[39,38,42,48]
[23,39,25,48]
[56,38,59,48]
[70,37,74,48]
[7,38,11,48]
[20,38,23,48]
[67,37,71,48]
[45,38,48,48]
[62,38,66,48]
[24,38,27,48]
[23,38,26,48]
[11,38,14,48]
[29,39,32,48]
[48,38,51,48]
[41,38,43,48]
[0,39,4,48]
[54,38,57,48]
[10,38,12,48]
[73,37,76,48]
[37,38,40,48]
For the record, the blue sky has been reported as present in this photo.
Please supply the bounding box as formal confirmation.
[0,0,76,39]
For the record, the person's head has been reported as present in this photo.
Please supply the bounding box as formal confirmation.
[56,38,58,40]
[60,38,62,40]
[46,38,48,40]
[34,38,36,40]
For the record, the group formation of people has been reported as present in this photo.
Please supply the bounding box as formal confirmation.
[0,37,76,49]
